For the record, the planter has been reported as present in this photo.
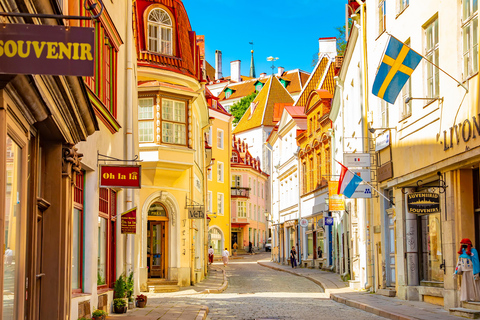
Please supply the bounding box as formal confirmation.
[92,316,105,320]
[113,305,127,314]
[128,301,135,309]
[136,300,147,308]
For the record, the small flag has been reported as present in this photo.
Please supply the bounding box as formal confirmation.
[337,162,362,198]
[372,36,422,104]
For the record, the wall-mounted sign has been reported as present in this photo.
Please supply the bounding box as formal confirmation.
[329,181,345,211]
[0,23,94,76]
[377,161,393,182]
[375,131,390,151]
[100,165,141,189]
[121,207,136,234]
[231,227,242,232]
[324,217,334,226]
[188,205,205,219]
[350,184,373,198]
[443,115,480,151]
[407,192,440,215]
[344,153,371,167]
[300,218,309,228]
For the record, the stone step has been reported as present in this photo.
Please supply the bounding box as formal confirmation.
[464,302,480,311]
[449,307,480,319]
[148,284,180,293]
[377,288,396,297]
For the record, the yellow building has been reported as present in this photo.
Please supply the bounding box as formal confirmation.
[205,88,233,255]
[134,0,209,290]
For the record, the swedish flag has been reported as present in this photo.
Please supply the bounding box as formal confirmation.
[372,36,422,104]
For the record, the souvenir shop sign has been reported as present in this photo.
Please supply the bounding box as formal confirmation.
[121,207,137,234]
[0,23,94,76]
[407,192,440,215]
[100,165,141,189]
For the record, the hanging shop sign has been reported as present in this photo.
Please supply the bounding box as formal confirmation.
[0,23,94,76]
[350,184,373,198]
[99,165,141,189]
[324,216,334,226]
[375,130,390,151]
[188,205,205,219]
[377,161,393,182]
[329,181,346,211]
[343,153,371,167]
[407,192,440,215]
[300,218,309,228]
[121,207,137,234]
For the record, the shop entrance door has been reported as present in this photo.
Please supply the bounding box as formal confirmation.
[148,221,166,278]
[231,232,238,249]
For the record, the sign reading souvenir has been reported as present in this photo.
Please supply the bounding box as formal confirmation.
[324,216,334,226]
[100,165,141,189]
[328,181,345,211]
[188,205,205,219]
[407,192,440,215]
[0,24,95,76]
[343,153,371,167]
[121,207,137,234]
[300,218,309,228]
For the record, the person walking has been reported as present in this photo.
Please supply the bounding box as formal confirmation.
[249,241,253,254]
[290,246,297,268]
[233,242,238,256]
[222,248,230,267]
[208,246,214,265]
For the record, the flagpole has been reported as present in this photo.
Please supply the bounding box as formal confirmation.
[385,32,468,93]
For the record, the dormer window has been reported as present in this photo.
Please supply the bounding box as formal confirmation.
[255,82,263,92]
[225,88,233,99]
[148,8,173,55]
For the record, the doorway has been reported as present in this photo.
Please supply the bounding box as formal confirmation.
[147,221,167,279]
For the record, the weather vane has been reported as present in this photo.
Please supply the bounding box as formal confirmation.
[267,56,279,75]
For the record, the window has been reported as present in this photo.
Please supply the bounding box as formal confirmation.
[217,162,224,182]
[225,89,232,99]
[73,171,84,293]
[217,129,224,149]
[249,177,252,190]
[232,175,241,187]
[207,168,212,180]
[316,151,322,182]
[398,0,409,13]
[208,191,212,213]
[254,205,257,220]
[463,0,478,78]
[238,201,246,218]
[139,98,154,142]
[381,100,389,128]
[378,0,386,35]
[401,75,412,119]
[255,82,263,91]
[253,180,256,195]
[217,193,224,215]
[98,188,117,288]
[206,127,212,146]
[162,98,186,145]
[261,183,264,198]
[425,19,439,98]
[147,8,173,55]
[232,152,238,163]
[249,203,252,218]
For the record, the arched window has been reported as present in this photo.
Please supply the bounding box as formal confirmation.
[148,202,168,217]
[148,8,173,55]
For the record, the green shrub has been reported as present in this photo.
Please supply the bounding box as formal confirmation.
[114,274,126,299]
[113,298,126,308]
[126,271,134,302]
[92,309,107,317]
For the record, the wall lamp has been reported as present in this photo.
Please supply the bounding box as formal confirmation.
[405,96,443,104]
[368,127,396,134]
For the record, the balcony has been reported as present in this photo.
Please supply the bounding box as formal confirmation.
[231,187,250,198]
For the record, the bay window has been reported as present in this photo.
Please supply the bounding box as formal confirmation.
[238,201,246,218]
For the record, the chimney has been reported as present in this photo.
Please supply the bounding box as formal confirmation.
[277,66,284,77]
[230,60,241,82]
[259,72,267,78]
[318,37,337,58]
[215,50,223,80]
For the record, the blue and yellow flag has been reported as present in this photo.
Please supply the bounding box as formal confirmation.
[372,36,422,104]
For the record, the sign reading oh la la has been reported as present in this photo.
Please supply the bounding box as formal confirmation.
[100,165,141,189]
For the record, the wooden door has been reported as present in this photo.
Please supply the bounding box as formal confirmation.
[148,221,166,278]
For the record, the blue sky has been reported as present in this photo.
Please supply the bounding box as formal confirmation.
[183,0,346,77]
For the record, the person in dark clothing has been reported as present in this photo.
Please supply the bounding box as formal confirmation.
[290,246,297,268]
[317,246,323,258]
[249,241,253,254]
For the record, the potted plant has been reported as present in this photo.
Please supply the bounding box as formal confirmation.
[114,274,127,300]
[126,271,135,309]
[91,309,107,320]
[113,298,127,314]
[136,294,147,308]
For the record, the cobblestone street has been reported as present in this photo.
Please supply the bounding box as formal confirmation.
[137,253,386,320]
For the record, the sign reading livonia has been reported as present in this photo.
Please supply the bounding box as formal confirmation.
[0,23,94,76]
[407,192,440,215]
[121,207,136,234]
[99,165,141,189]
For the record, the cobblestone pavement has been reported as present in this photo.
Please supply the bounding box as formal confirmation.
[145,252,386,320]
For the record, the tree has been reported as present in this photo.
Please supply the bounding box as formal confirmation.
[230,91,258,125]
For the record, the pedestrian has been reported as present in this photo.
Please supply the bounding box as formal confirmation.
[233,242,238,256]
[4,247,13,265]
[290,246,297,268]
[317,246,323,259]
[222,248,230,267]
[249,241,253,254]
[208,246,214,265]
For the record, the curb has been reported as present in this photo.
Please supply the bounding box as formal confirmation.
[197,267,228,294]
[195,306,209,320]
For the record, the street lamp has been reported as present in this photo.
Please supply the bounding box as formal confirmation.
[368,127,396,134]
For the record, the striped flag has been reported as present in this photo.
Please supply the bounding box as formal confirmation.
[337,162,363,198]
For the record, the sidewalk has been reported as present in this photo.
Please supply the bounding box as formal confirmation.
[258,260,459,320]
[106,266,226,320]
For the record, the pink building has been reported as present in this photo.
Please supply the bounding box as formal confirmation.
[230,136,269,251]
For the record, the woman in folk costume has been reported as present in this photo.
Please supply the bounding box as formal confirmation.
[454,238,480,301]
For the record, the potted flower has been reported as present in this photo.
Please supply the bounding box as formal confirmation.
[92,309,107,320]
[136,294,147,308]
[113,298,127,314]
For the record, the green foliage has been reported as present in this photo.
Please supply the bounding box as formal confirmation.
[126,271,134,302]
[113,298,126,308]
[92,309,107,317]
[311,20,353,67]
[114,274,127,299]
[230,92,258,125]
[97,272,105,286]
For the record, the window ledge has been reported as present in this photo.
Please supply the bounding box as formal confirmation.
[140,50,182,61]
[72,292,91,299]
[87,88,121,134]
[97,287,114,295]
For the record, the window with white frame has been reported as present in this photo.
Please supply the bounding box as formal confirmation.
[162,98,186,145]
[425,18,439,98]
[238,201,246,218]
[253,180,256,195]
[208,191,212,213]
[217,162,224,182]
[232,175,241,187]
[398,0,409,14]
[261,183,264,198]
[249,203,252,218]
[249,177,251,190]
[147,8,173,55]
[139,98,154,142]
[381,100,389,128]
[378,0,386,35]
[463,0,478,78]
[400,40,412,119]
[217,129,224,149]
[207,168,212,180]
[207,126,212,146]
[217,193,224,215]
[254,205,257,220]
